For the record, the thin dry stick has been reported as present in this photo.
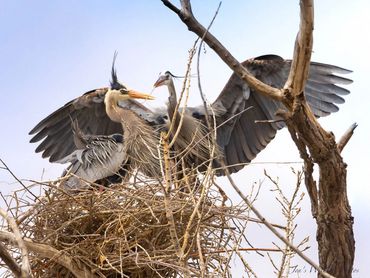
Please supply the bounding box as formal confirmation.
[196,1,222,129]
[160,132,189,277]
[167,45,197,148]
[195,232,206,277]
[225,183,260,277]
[180,105,219,260]
[0,159,40,202]
[180,172,208,255]
[0,192,16,220]
[194,247,283,257]
[0,208,31,278]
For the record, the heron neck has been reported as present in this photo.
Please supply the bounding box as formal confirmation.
[167,80,180,122]
[120,110,147,138]
[119,110,161,177]
[104,91,123,123]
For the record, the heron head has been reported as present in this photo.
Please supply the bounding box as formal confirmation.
[153,71,174,88]
[108,52,154,101]
[108,85,155,102]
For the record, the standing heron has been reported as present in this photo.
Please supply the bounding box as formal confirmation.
[153,54,352,174]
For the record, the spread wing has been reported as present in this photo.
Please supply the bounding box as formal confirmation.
[212,54,352,173]
[29,88,123,163]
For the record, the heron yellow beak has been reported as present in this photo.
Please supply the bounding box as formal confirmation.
[128,90,155,100]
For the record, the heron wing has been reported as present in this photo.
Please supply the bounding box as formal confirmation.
[211,54,352,174]
[29,88,123,163]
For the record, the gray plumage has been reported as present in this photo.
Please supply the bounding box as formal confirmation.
[60,120,126,190]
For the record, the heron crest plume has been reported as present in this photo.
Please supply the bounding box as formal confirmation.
[110,51,124,90]
[160,71,197,79]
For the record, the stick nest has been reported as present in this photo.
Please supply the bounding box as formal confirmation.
[10,177,247,277]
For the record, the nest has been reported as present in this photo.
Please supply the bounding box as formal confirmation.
[6,174,249,277]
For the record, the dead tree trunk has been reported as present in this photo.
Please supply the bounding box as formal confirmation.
[284,96,355,277]
[162,0,355,277]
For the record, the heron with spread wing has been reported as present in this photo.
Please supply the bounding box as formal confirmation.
[30,56,163,189]
[153,54,352,174]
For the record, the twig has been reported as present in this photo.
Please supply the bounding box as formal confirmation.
[160,132,188,276]
[0,208,31,277]
[255,119,285,124]
[191,247,282,257]
[196,1,222,130]
[0,159,41,202]
[0,191,16,219]
[167,44,196,147]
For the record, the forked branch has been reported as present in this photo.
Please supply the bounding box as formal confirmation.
[161,0,283,102]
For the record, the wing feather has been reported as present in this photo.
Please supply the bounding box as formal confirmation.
[210,54,351,175]
[29,88,123,163]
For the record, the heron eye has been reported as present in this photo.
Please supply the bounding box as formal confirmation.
[120,88,128,94]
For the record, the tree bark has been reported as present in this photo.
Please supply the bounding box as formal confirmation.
[284,97,355,278]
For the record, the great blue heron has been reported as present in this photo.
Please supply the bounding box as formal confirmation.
[153,54,352,174]
[30,57,164,187]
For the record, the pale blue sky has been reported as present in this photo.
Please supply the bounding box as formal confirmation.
[0,1,369,276]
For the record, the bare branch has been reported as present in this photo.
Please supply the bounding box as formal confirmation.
[0,231,95,278]
[161,0,283,102]
[161,0,181,14]
[0,208,31,277]
[337,123,358,153]
[284,0,314,96]
[0,241,22,277]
